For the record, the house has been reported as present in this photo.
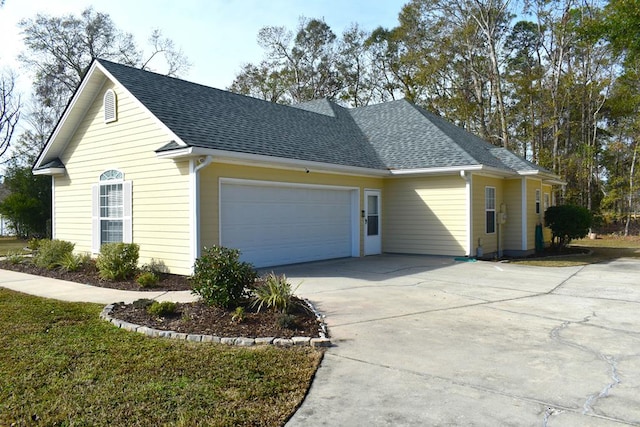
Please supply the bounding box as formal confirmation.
[33,59,563,275]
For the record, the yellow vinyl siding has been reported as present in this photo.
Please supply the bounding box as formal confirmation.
[502,179,523,251]
[199,163,384,256]
[383,176,466,256]
[471,176,504,255]
[54,81,192,275]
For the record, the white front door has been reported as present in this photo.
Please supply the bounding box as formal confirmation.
[364,190,381,255]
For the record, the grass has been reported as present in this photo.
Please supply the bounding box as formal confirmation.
[511,235,640,267]
[0,237,27,256]
[0,289,323,426]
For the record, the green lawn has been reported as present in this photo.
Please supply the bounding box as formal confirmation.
[0,289,322,426]
[0,237,27,256]
[512,236,640,267]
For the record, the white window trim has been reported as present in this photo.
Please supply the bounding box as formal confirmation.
[104,89,117,123]
[535,189,541,214]
[485,186,496,235]
[543,193,550,211]
[91,169,132,253]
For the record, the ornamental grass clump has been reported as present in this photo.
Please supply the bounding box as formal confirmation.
[252,273,301,314]
[96,243,139,281]
[191,246,257,309]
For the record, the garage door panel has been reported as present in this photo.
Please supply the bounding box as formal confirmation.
[220,183,354,267]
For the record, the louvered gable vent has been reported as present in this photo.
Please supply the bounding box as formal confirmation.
[104,89,117,123]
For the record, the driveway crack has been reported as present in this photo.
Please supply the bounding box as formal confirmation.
[549,314,622,416]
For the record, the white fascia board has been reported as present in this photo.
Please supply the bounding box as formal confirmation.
[518,170,566,186]
[32,167,66,176]
[156,147,390,177]
[388,164,514,177]
[95,62,188,149]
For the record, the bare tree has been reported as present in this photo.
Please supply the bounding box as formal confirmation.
[0,69,21,160]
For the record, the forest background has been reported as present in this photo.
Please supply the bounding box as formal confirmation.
[1,0,638,236]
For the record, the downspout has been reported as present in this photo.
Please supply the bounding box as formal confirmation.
[190,155,213,272]
[460,170,472,257]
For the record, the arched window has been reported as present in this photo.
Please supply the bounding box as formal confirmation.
[92,170,132,251]
[104,89,117,123]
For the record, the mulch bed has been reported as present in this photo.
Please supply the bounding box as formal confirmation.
[0,259,323,338]
[0,259,191,291]
[111,299,322,339]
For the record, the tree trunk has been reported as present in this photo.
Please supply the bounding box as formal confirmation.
[625,141,638,236]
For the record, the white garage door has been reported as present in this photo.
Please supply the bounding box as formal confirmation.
[220,181,356,268]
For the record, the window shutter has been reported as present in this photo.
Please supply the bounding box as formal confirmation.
[91,184,100,253]
[104,89,117,123]
[123,180,133,243]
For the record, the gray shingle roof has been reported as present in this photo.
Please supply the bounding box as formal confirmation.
[98,59,551,176]
[99,60,385,170]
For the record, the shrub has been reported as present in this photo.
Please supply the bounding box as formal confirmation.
[132,298,154,310]
[33,239,75,269]
[59,252,90,272]
[191,246,257,309]
[252,273,300,314]
[147,301,177,317]
[136,271,159,288]
[276,313,297,329]
[545,205,592,249]
[96,243,140,281]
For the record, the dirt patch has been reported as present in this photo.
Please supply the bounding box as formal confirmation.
[111,299,322,339]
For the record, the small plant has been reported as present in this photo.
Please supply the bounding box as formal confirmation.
[33,239,75,269]
[191,246,257,309]
[147,301,177,317]
[27,238,42,252]
[96,243,139,281]
[140,258,169,276]
[136,271,159,288]
[231,306,245,323]
[132,298,154,310]
[5,250,25,265]
[252,273,300,314]
[276,313,297,329]
[59,252,90,272]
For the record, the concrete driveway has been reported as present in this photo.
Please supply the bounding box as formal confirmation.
[272,255,640,426]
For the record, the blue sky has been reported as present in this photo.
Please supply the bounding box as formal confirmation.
[0,0,407,95]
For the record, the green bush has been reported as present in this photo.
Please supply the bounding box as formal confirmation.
[252,273,300,314]
[136,271,159,288]
[147,301,177,317]
[33,239,75,269]
[96,243,139,281]
[191,246,257,309]
[132,298,154,310]
[276,313,297,329]
[545,204,592,248]
[59,252,90,272]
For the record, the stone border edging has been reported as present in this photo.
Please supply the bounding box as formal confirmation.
[99,298,331,348]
